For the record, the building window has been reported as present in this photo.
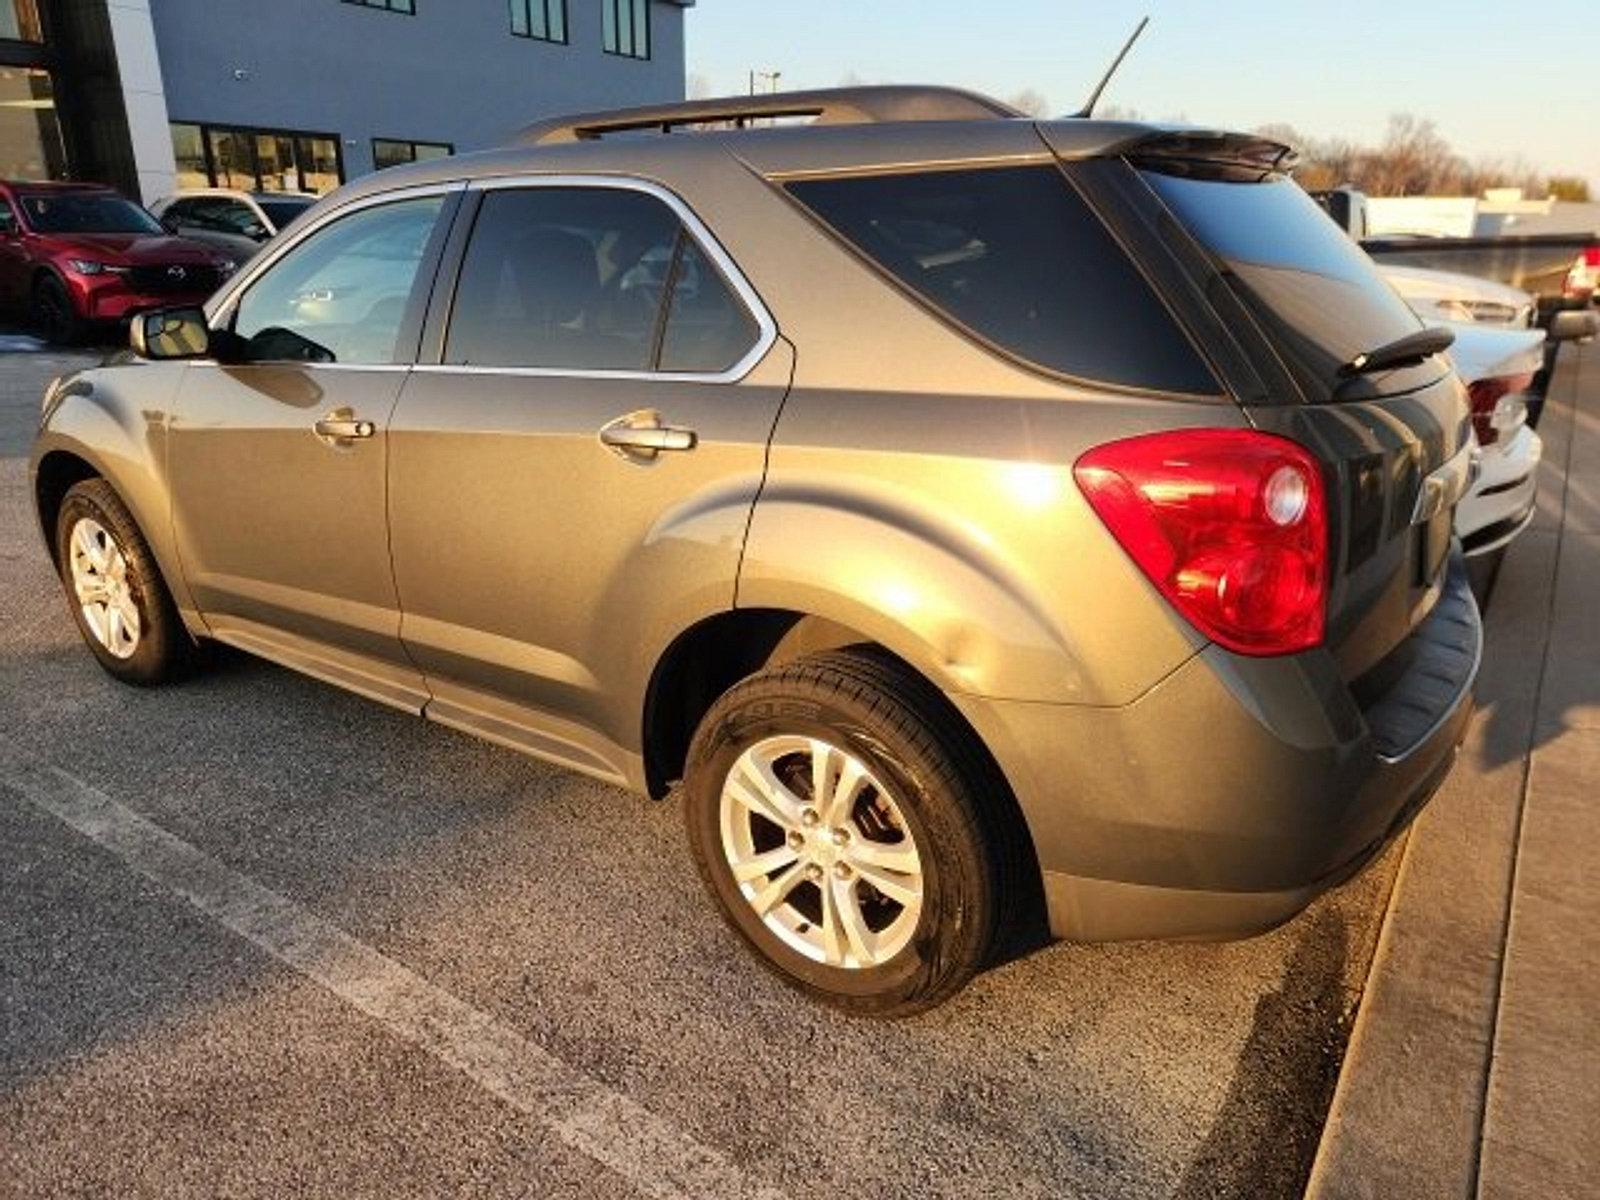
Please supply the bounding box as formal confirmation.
[602,0,649,59]
[372,138,453,172]
[169,122,345,195]
[0,0,43,42]
[0,67,65,179]
[510,0,566,42]
[342,0,415,13]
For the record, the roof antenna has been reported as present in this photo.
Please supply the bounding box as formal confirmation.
[1070,16,1150,118]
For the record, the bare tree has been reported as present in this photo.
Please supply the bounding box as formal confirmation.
[1006,88,1051,118]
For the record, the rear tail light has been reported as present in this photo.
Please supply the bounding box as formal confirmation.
[1074,429,1328,656]
[1565,247,1599,297]
[1467,372,1534,446]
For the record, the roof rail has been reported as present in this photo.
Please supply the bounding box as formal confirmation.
[516,86,1023,145]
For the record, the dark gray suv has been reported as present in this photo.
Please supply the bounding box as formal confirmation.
[32,88,1480,1014]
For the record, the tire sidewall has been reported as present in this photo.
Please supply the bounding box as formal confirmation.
[687,687,985,1007]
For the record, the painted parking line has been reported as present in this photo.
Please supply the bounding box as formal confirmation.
[8,765,786,1200]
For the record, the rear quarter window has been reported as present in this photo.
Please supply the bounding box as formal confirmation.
[1140,170,1424,393]
[785,165,1219,395]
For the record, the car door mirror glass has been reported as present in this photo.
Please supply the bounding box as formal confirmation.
[131,307,211,360]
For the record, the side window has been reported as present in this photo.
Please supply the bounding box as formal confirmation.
[232,194,444,365]
[214,201,268,238]
[446,187,676,371]
[659,238,760,373]
[163,198,200,227]
[786,165,1219,395]
[445,186,759,374]
[0,198,19,235]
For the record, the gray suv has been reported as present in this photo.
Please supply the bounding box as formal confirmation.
[31,88,1480,1015]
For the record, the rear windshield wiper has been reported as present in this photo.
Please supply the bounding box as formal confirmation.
[1340,327,1454,377]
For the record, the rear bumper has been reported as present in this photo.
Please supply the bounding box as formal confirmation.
[953,557,1480,941]
[1457,425,1540,557]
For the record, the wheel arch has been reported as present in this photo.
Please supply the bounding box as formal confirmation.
[644,607,1049,954]
[32,398,199,622]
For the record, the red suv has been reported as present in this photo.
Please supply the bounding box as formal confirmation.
[0,181,235,344]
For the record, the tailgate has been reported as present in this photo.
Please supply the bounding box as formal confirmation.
[1131,160,1473,675]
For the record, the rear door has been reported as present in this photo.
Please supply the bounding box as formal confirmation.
[1099,152,1472,678]
[386,179,790,768]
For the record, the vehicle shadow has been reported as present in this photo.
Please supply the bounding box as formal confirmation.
[1173,907,1352,1200]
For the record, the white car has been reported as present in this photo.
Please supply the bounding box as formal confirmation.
[1380,263,1537,329]
[1442,321,1545,557]
[149,189,318,267]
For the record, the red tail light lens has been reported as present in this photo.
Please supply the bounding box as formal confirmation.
[1584,246,1600,267]
[1074,429,1328,656]
[1467,372,1534,446]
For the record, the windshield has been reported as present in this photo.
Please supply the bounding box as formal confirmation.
[258,198,314,230]
[1141,170,1424,393]
[20,193,165,235]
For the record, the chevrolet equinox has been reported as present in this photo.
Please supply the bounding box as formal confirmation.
[31,88,1481,1015]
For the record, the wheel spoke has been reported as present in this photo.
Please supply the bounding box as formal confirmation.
[814,742,869,826]
[831,875,875,966]
[847,836,920,875]
[748,859,807,916]
[74,522,105,572]
[852,858,922,908]
[819,872,848,966]
[729,843,799,884]
[726,753,807,832]
[116,596,140,639]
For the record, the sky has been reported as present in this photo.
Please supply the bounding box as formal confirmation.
[687,0,1600,193]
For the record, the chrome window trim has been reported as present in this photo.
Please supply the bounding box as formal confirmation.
[437,173,776,385]
[200,173,777,385]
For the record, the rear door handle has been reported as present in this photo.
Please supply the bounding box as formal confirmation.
[599,410,697,459]
[314,413,375,442]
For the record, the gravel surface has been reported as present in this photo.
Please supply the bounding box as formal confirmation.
[0,348,1398,1199]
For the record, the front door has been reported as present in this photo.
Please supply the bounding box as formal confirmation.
[387,181,788,774]
[168,190,455,710]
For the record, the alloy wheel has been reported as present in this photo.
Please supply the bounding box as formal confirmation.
[718,734,924,969]
[68,516,141,659]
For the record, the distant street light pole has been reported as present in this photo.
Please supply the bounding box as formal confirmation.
[749,69,781,95]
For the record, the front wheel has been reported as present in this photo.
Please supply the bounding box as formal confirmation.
[32,274,84,346]
[55,478,195,685]
[684,650,1009,1016]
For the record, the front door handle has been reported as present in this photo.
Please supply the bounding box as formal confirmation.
[599,410,697,460]
[314,412,375,442]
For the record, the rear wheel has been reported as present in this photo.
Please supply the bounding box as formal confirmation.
[32,274,84,346]
[684,649,1009,1016]
[55,478,194,685]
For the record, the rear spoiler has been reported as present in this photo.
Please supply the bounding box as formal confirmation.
[1121,131,1299,180]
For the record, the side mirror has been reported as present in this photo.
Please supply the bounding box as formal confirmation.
[131,307,211,360]
[1548,310,1598,343]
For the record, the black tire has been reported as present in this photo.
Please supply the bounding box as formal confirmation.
[55,478,194,685]
[684,649,1019,1016]
[32,274,84,347]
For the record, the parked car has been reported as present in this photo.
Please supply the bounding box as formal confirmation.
[0,181,236,345]
[1439,321,1545,557]
[150,189,317,267]
[1314,184,1598,322]
[1379,263,1536,328]
[31,88,1480,1015]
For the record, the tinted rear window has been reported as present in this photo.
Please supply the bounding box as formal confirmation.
[1141,171,1423,390]
[786,166,1218,395]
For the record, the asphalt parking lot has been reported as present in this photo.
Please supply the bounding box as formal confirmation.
[0,347,1400,1199]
